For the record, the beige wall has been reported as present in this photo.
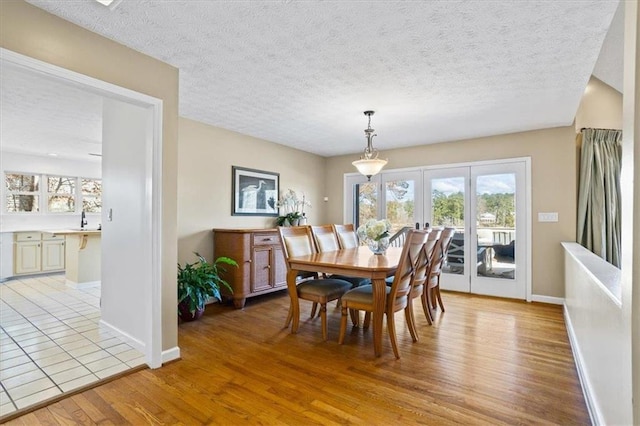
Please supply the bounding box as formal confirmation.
[177,117,326,264]
[575,76,623,131]
[0,1,179,351]
[325,126,577,298]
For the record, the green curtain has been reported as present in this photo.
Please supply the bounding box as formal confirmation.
[577,128,622,267]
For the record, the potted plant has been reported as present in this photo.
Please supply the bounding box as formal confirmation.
[177,252,237,321]
[276,189,311,226]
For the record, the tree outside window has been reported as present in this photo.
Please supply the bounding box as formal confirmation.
[47,176,76,213]
[5,173,40,212]
[81,178,102,213]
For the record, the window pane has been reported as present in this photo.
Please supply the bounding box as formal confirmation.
[5,174,39,192]
[48,176,75,194]
[356,182,378,228]
[48,195,75,213]
[82,196,102,213]
[385,179,414,234]
[476,173,516,280]
[81,179,102,213]
[81,178,102,195]
[6,195,39,212]
[431,176,466,276]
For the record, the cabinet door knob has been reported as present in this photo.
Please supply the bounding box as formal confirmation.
[247,259,252,263]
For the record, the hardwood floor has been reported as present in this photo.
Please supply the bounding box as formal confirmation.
[5,290,589,425]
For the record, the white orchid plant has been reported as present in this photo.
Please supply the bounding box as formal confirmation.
[277,189,311,219]
[357,219,392,241]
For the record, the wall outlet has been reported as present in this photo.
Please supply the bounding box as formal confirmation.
[538,212,559,222]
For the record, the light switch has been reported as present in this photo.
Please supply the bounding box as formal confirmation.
[538,212,558,222]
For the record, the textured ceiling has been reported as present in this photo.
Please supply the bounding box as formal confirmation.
[6,0,621,159]
[1,62,103,162]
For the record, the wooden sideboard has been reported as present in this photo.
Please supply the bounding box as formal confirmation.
[212,228,287,308]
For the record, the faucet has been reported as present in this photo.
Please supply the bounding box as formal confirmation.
[80,211,87,229]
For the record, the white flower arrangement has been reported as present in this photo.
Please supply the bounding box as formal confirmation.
[357,219,391,241]
[277,189,311,216]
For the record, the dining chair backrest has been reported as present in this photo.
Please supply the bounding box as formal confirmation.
[310,225,340,253]
[410,229,441,291]
[429,227,456,277]
[278,226,317,266]
[389,230,429,303]
[333,224,359,249]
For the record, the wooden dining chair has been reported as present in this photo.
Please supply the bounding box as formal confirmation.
[309,225,370,321]
[424,227,456,322]
[407,228,441,328]
[310,225,370,287]
[278,226,352,341]
[332,224,360,249]
[338,229,429,359]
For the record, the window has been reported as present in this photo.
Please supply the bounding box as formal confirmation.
[81,178,102,213]
[47,175,76,213]
[3,172,101,214]
[5,173,40,212]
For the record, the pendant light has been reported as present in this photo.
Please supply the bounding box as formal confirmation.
[352,111,388,180]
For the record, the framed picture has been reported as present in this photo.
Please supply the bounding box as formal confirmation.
[232,166,279,216]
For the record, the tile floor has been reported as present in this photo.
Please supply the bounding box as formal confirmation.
[0,274,145,419]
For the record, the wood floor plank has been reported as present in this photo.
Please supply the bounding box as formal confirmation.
[3,291,590,425]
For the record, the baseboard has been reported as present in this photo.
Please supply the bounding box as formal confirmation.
[99,319,146,354]
[564,305,600,425]
[530,294,564,305]
[162,346,181,364]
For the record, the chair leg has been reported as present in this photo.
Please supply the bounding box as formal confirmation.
[310,302,318,318]
[421,291,433,325]
[435,276,445,312]
[320,303,328,341]
[363,312,372,330]
[338,305,348,344]
[386,312,400,359]
[349,308,359,326]
[405,302,419,342]
[285,304,293,328]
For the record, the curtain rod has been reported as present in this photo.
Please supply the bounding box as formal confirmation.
[580,127,622,131]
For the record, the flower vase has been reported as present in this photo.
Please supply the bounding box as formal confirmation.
[367,237,390,255]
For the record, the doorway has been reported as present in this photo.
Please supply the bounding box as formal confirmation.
[345,158,531,300]
[424,161,528,299]
[1,49,164,366]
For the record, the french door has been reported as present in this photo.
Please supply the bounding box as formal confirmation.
[345,159,529,300]
[424,161,528,299]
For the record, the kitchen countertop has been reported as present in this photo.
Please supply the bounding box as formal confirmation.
[41,229,102,236]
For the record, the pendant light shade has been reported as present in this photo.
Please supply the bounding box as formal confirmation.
[352,111,388,180]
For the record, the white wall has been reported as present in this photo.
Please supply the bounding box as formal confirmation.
[0,151,101,231]
[563,243,629,425]
[99,98,149,352]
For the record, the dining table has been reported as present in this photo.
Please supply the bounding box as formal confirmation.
[285,246,404,357]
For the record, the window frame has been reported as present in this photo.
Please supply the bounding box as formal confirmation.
[3,171,101,215]
[4,172,41,214]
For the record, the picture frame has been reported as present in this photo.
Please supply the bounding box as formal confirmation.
[232,166,280,216]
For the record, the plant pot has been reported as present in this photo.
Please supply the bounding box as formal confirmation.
[178,299,205,322]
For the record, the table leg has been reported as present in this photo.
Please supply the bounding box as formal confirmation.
[371,277,386,357]
[287,269,301,333]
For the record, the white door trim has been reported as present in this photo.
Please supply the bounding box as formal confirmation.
[2,48,164,368]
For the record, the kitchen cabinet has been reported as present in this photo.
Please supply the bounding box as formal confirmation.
[213,229,287,309]
[42,234,65,271]
[14,232,65,275]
